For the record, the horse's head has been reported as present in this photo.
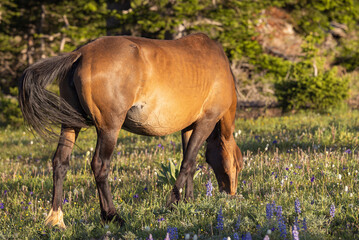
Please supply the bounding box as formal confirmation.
[206,131,243,195]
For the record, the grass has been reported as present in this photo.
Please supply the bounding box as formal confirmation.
[0,109,358,239]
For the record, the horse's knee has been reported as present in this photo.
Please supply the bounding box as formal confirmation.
[91,159,110,182]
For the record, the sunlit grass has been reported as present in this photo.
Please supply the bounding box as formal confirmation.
[0,110,358,239]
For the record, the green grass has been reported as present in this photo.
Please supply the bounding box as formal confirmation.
[0,109,358,239]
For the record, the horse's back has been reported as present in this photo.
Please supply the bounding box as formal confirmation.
[72,34,235,135]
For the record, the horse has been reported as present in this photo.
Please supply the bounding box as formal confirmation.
[18,33,243,229]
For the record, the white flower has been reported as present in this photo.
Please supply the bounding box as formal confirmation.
[193,234,198,240]
[267,229,272,235]
[90,147,94,151]
[350,193,353,197]
[338,174,342,180]
[30,141,33,145]
[345,186,348,192]
[185,234,190,240]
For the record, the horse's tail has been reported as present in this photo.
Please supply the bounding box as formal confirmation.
[18,52,89,138]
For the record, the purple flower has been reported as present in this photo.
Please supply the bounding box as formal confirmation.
[167,226,178,240]
[345,149,352,154]
[266,203,273,220]
[144,187,148,191]
[285,168,289,171]
[292,225,299,240]
[30,191,33,196]
[63,198,69,204]
[133,194,139,198]
[302,217,307,231]
[235,215,241,230]
[330,204,335,218]
[0,203,4,209]
[4,190,7,195]
[216,207,224,231]
[243,180,246,184]
[28,201,32,205]
[164,232,170,240]
[310,176,315,182]
[245,232,252,240]
[290,181,293,185]
[277,206,287,239]
[158,217,165,222]
[272,140,278,144]
[147,234,154,240]
[233,232,240,240]
[294,199,301,214]
[206,179,213,197]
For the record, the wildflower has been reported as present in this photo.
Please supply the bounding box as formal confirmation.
[245,232,252,240]
[4,190,7,195]
[216,207,224,231]
[0,203,4,209]
[345,149,352,154]
[144,187,148,191]
[338,174,342,180]
[63,198,69,204]
[310,176,315,182]
[193,234,198,240]
[28,201,32,205]
[272,140,277,144]
[30,191,33,195]
[147,234,153,240]
[345,186,348,192]
[266,204,273,220]
[206,179,213,197]
[302,217,307,231]
[330,204,335,218]
[276,206,287,239]
[184,233,190,240]
[158,217,165,222]
[233,233,240,240]
[133,194,139,198]
[263,235,270,240]
[164,232,170,240]
[292,225,299,240]
[235,215,241,230]
[167,226,178,240]
[294,199,301,214]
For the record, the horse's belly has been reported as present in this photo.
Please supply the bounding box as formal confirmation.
[122,101,195,136]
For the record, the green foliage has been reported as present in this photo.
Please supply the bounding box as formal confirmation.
[275,35,349,111]
[157,158,200,186]
[0,88,23,127]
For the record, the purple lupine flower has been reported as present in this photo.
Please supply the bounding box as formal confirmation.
[233,233,240,240]
[294,216,300,231]
[63,198,69,204]
[272,140,278,144]
[302,217,307,231]
[292,225,299,240]
[216,207,224,231]
[245,232,252,240]
[330,204,335,218]
[158,217,165,222]
[345,149,352,154]
[4,190,7,195]
[235,215,241,230]
[276,206,287,239]
[206,179,213,197]
[294,199,301,214]
[133,194,139,198]
[167,226,178,240]
[266,204,273,220]
[0,203,4,209]
[28,201,32,205]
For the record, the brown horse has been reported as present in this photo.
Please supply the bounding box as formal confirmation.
[18,33,243,228]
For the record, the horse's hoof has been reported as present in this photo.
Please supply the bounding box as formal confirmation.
[102,213,125,227]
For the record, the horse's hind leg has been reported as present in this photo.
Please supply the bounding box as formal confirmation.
[181,128,197,200]
[45,127,80,229]
[91,127,124,225]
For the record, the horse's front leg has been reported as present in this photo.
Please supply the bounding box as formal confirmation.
[167,117,217,206]
[45,127,80,229]
[91,128,124,225]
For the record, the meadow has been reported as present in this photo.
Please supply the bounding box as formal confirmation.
[0,109,358,239]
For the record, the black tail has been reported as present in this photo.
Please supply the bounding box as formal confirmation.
[18,52,90,138]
